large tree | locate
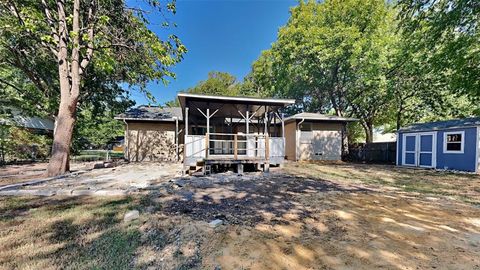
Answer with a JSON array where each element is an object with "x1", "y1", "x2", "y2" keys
[
  {"x1": 247, "y1": 0, "x2": 398, "y2": 142},
  {"x1": 397, "y1": 0, "x2": 479, "y2": 97},
  {"x1": 1, "y1": 0, "x2": 186, "y2": 175},
  {"x1": 187, "y1": 71, "x2": 241, "y2": 96}
]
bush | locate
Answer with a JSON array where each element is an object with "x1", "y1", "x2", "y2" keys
[{"x1": 0, "y1": 126, "x2": 52, "y2": 163}]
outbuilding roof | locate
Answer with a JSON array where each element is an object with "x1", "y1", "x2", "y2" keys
[
  {"x1": 115, "y1": 106, "x2": 182, "y2": 122},
  {"x1": 285, "y1": 112, "x2": 358, "y2": 123},
  {"x1": 399, "y1": 117, "x2": 480, "y2": 132}
]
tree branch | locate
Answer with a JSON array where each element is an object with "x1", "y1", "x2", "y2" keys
[{"x1": 80, "y1": 0, "x2": 96, "y2": 75}]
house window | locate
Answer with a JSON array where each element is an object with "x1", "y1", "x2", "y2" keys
[
  {"x1": 443, "y1": 131, "x2": 464, "y2": 153},
  {"x1": 300, "y1": 123, "x2": 312, "y2": 132}
]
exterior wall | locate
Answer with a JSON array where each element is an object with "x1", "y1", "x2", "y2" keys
[
  {"x1": 397, "y1": 127, "x2": 478, "y2": 172},
  {"x1": 298, "y1": 122, "x2": 343, "y2": 161},
  {"x1": 284, "y1": 121, "x2": 297, "y2": 160},
  {"x1": 126, "y1": 121, "x2": 179, "y2": 162},
  {"x1": 436, "y1": 127, "x2": 477, "y2": 172}
]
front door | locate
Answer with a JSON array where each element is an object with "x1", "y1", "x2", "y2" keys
[{"x1": 402, "y1": 132, "x2": 436, "y2": 168}]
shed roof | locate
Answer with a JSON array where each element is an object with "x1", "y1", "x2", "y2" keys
[
  {"x1": 285, "y1": 112, "x2": 358, "y2": 123},
  {"x1": 115, "y1": 106, "x2": 182, "y2": 122},
  {"x1": 399, "y1": 117, "x2": 480, "y2": 132}
]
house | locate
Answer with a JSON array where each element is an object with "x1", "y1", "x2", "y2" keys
[
  {"x1": 116, "y1": 93, "x2": 356, "y2": 174},
  {"x1": 115, "y1": 106, "x2": 182, "y2": 162},
  {"x1": 0, "y1": 107, "x2": 54, "y2": 134},
  {"x1": 396, "y1": 117, "x2": 480, "y2": 172},
  {"x1": 284, "y1": 112, "x2": 357, "y2": 161},
  {"x1": 373, "y1": 127, "x2": 396, "y2": 143}
]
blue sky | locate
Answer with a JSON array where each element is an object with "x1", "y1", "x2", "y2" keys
[{"x1": 129, "y1": 0, "x2": 298, "y2": 105}]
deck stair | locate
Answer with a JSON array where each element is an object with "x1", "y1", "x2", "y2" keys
[{"x1": 187, "y1": 159, "x2": 210, "y2": 176}]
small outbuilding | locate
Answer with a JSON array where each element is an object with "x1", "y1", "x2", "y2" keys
[
  {"x1": 284, "y1": 112, "x2": 357, "y2": 161},
  {"x1": 397, "y1": 117, "x2": 480, "y2": 172}
]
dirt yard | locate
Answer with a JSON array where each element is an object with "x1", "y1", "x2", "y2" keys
[
  {"x1": 0, "y1": 162, "x2": 97, "y2": 186},
  {"x1": 0, "y1": 162, "x2": 479, "y2": 269}
]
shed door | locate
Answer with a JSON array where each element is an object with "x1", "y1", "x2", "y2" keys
[
  {"x1": 402, "y1": 132, "x2": 436, "y2": 168},
  {"x1": 403, "y1": 134, "x2": 417, "y2": 166},
  {"x1": 418, "y1": 134, "x2": 434, "y2": 167}
]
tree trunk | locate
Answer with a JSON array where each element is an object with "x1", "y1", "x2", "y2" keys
[
  {"x1": 363, "y1": 122, "x2": 374, "y2": 143},
  {"x1": 47, "y1": 101, "x2": 76, "y2": 176},
  {"x1": 46, "y1": 0, "x2": 81, "y2": 176},
  {"x1": 396, "y1": 99, "x2": 404, "y2": 131}
]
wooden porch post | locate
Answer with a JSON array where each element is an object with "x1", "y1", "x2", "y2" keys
[
  {"x1": 234, "y1": 134, "x2": 238, "y2": 159},
  {"x1": 183, "y1": 107, "x2": 189, "y2": 176},
  {"x1": 185, "y1": 107, "x2": 189, "y2": 136},
  {"x1": 206, "y1": 108, "x2": 210, "y2": 158},
  {"x1": 246, "y1": 111, "x2": 249, "y2": 134},
  {"x1": 281, "y1": 113, "x2": 285, "y2": 157}
]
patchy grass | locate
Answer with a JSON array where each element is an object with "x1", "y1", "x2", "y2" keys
[
  {"x1": 285, "y1": 162, "x2": 480, "y2": 204},
  {"x1": 1, "y1": 163, "x2": 480, "y2": 269},
  {"x1": 0, "y1": 196, "x2": 141, "y2": 269}
]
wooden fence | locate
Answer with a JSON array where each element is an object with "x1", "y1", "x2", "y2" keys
[{"x1": 346, "y1": 142, "x2": 396, "y2": 164}]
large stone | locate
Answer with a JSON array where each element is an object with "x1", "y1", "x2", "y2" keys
[
  {"x1": 94, "y1": 189, "x2": 127, "y2": 196},
  {"x1": 209, "y1": 219, "x2": 223, "y2": 228},
  {"x1": 124, "y1": 210, "x2": 140, "y2": 222}
]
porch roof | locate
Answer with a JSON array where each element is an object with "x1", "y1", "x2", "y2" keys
[
  {"x1": 178, "y1": 92, "x2": 295, "y2": 118},
  {"x1": 285, "y1": 112, "x2": 358, "y2": 123}
]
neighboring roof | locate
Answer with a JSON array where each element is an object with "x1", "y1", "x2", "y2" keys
[
  {"x1": 115, "y1": 106, "x2": 183, "y2": 122},
  {"x1": 285, "y1": 112, "x2": 358, "y2": 123},
  {"x1": 0, "y1": 108, "x2": 54, "y2": 131},
  {"x1": 177, "y1": 92, "x2": 296, "y2": 108},
  {"x1": 399, "y1": 117, "x2": 480, "y2": 132}
]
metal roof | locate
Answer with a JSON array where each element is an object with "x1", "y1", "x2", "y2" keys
[
  {"x1": 285, "y1": 112, "x2": 358, "y2": 123},
  {"x1": 0, "y1": 108, "x2": 54, "y2": 131},
  {"x1": 177, "y1": 92, "x2": 295, "y2": 119},
  {"x1": 177, "y1": 92, "x2": 296, "y2": 108},
  {"x1": 399, "y1": 117, "x2": 480, "y2": 132},
  {"x1": 115, "y1": 106, "x2": 182, "y2": 122}
]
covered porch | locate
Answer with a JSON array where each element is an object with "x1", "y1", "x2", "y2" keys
[{"x1": 178, "y1": 93, "x2": 295, "y2": 174}]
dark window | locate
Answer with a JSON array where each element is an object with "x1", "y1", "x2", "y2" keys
[
  {"x1": 446, "y1": 143, "x2": 462, "y2": 151},
  {"x1": 445, "y1": 132, "x2": 463, "y2": 152}
]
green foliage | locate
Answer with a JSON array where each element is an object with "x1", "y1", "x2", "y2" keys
[
  {"x1": 0, "y1": 0, "x2": 186, "y2": 162},
  {"x1": 246, "y1": 0, "x2": 479, "y2": 142},
  {"x1": 165, "y1": 71, "x2": 243, "y2": 105},
  {"x1": 186, "y1": 71, "x2": 241, "y2": 96},
  {"x1": 397, "y1": 0, "x2": 479, "y2": 97},
  {"x1": 0, "y1": 127, "x2": 52, "y2": 162}
]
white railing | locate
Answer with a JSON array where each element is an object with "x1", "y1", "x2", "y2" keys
[{"x1": 184, "y1": 133, "x2": 285, "y2": 165}]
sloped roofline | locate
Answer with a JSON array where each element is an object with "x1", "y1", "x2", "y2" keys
[
  {"x1": 177, "y1": 92, "x2": 296, "y2": 108},
  {"x1": 284, "y1": 112, "x2": 358, "y2": 123}
]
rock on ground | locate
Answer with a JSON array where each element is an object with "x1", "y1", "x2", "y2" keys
[{"x1": 124, "y1": 210, "x2": 140, "y2": 222}]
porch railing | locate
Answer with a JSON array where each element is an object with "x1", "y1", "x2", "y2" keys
[{"x1": 184, "y1": 133, "x2": 285, "y2": 165}]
